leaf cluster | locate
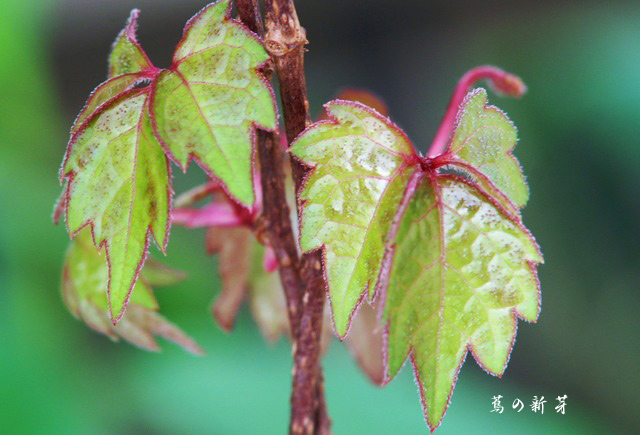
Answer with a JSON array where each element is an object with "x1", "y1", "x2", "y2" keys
[
  {"x1": 55, "y1": 1, "x2": 542, "y2": 431},
  {"x1": 57, "y1": 0, "x2": 275, "y2": 326},
  {"x1": 291, "y1": 87, "x2": 542, "y2": 429}
]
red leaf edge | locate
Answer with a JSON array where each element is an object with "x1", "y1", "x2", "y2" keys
[
  {"x1": 60, "y1": 89, "x2": 173, "y2": 324},
  {"x1": 109, "y1": 9, "x2": 158, "y2": 77},
  {"x1": 289, "y1": 99, "x2": 420, "y2": 339},
  {"x1": 375, "y1": 172, "x2": 542, "y2": 431},
  {"x1": 148, "y1": 0, "x2": 279, "y2": 211}
]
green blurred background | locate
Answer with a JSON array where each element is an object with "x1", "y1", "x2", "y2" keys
[{"x1": 1, "y1": 0, "x2": 639, "y2": 433}]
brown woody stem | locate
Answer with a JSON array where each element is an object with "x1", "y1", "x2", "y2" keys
[
  {"x1": 237, "y1": 1, "x2": 330, "y2": 433},
  {"x1": 256, "y1": 130, "x2": 303, "y2": 331},
  {"x1": 236, "y1": 0, "x2": 302, "y2": 334}
]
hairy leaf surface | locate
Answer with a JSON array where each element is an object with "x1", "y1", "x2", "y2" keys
[
  {"x1": 444, "y1": 89, "x2": 527, "y2": 216},
  {"x1": 61, "y1": 91, "x2": 170, "y2": 322},
  {"x1": 108, "y1": 9, "x2": 154, "y2": 77},
  {"x1": 59, "y1": 9, "x2": 170, "y2": 325},
  {"x1": 71, "y1": 74, "x2": 144, "y2": 135},
  {"x1": 72, "y1": 10, "x2": 156, "y2": 135},
  {"x1": 381, "y1": 175, "x2": 541, "y2": 428},
  {"x1": 59, "y1": 1, "x2": 279, "y2": 325},
  {"x1": 290, "y1": 101, "x2": 418, "y2": 337},
  {"x1": 293, "y1": 87, "x2": 542, "y2": 430},
  {"x1": 62, "y1": 229, "x2": 202, "y2": 354},
  {"x1": 151, "y1": 0, "x2": 276, "y2": 207}
]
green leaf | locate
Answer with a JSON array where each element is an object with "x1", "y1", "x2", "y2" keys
[
  {"x1": 290, "y1": 101, "x2": 418, "y2": 337},
  {"x1": 293, "y1": 87, "x2": 542, "y2": 430},
  {"x1": 60, "y1": 9, "x2": 171, "y2": 324},
  {"x1": 61, "y1": 90, "x2": 170, "y2": 322},
  {"x1": 381, "y1": 175, "x2": 541, "y2": 429},
  {"x1": 445, "y1": 88, "x2": 528, "y2": 215},
  {"x1": 71, "y1": 74, "x2": 145, "y2": 135},
  {"x1": 151, "y1": 0, "x2": 277, "y2": 207},
  {"x1": 62, "y1": 229, "x2": 202, "y2": 354},
  {"x1": 72, "y1": 10, "x2": 156, "y2": 136},
  {"x1": 108, "y1": 9, "x2": 154, "y2": 77}
]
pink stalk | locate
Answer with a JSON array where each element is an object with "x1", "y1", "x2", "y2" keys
[
  {"x1": 427, "y1": 66, "x2": 526, "y2": 158},
  {"x1": 262, "y1": 245, "x2": 278, "y2": 273},
  {"x1": 171, "y1": 202, "x2": 243, "y2": 228},
  {"x1": 173, "y1": 181, "x2": 221, "y2": 208}
]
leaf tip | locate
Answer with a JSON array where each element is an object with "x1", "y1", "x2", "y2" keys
[
  {"x1": 492, "y1": 72, "x2": 527, "y2": 98},
  {"x1": 52, "y1": 186, "x2": 67, "y2": 226},
  {"x1": 187, "y1": 344, "x2": 206, "y2": 357},
  {"x1": 125, "y1": 9, "x2": 141, "y2": 39},
  {"x1": 212, "y1": 302, "x2": 236, "y2": 333},
  {"x1": 331, "y1": 287, "x2": 370, "y2": 341},
  {"x1": 328, "y1": 298, "x2": 351, "y2": 341},
  {"x1": 107, "y1": 279, "x2": 134, "y2": 327}
]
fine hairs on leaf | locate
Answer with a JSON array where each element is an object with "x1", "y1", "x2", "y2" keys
[
  {"x1": 55, "y1": 0, "x2": 542, "y2": 432},
  {"x1": 292, "y1": 72, "x2": 542, "y2": 430},
  {"x1": 57, "y1": 0, "x2": 277, "y2": 324}
]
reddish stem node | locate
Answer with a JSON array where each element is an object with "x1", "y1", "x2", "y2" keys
[{"x1": 427, "y1": 66, "x2": 526, "y2": 158}]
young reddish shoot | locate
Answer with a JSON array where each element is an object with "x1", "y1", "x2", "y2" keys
[
  {"x1": 172, "y1": 170, "x2": 275, "y2": 275},
  {"x1": 427, "y1": 66, "x2": 526, "y2": 158},
  {"x1": 171, "y1": 202, "x2": 245, "y2": 228}
]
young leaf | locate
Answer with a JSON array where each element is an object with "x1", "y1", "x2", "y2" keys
[
  {"x1": 151, "y1": 0, "x2": 277, "y2": 207},
  {"x1": 173, "y1": 180, "x2": 283, "y2": 336},
  {"x1": 248, "y1": 262, "x2": 290, "y2": 343},
  {"x1": 108, "y1": 9, "x2": 154, "y2": 77},
  {"x1": 292, "y1": 76, "x2": 542, "y2": 430},
  {"x1": 59, "y1": 9, "x2": 171, "y2": 324},
  {"x1": 71, "y1": 74, "x2": 147, "y2": 136},
  {"x1": 60, "y1": 1, "x2": 280, "y2": 325},
  {"x1": 443, "y1": 89, "x2": 527, "y2": 216},
  {"x1": 142, "y1": 257, "x2": 188, "y2": 287},
  {"x1": 61, "y1": 90, "x2": 170, "y2": 322},
  {"x1": 205, "y1": 223, "x2": 294, "y2": 342},
  {"x1": 344, "y1": 301, "x2": 385, "y2": 385},
  {"x1": 381, "y1": 174, "x2": 541, "y2": 429},
  {"x1": 205, "y1": 226, "x2": 254, "y2": 332},
  {"x1": 62, "y1": 229, "x2": 202, "y2": 354},
  {"x1": 290, "y1": 101, "x2": 418, "y2": 337},
  {"x1": 173, "y1": 171, "x2": 335, "y2": 349},
  {"x1": 72, "y1": 10, "x2": 157, "y2": 135}
]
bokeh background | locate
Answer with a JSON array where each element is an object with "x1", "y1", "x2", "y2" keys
[{"x1": 2, "y1": 0, "x2": 639, "y2": 433}]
